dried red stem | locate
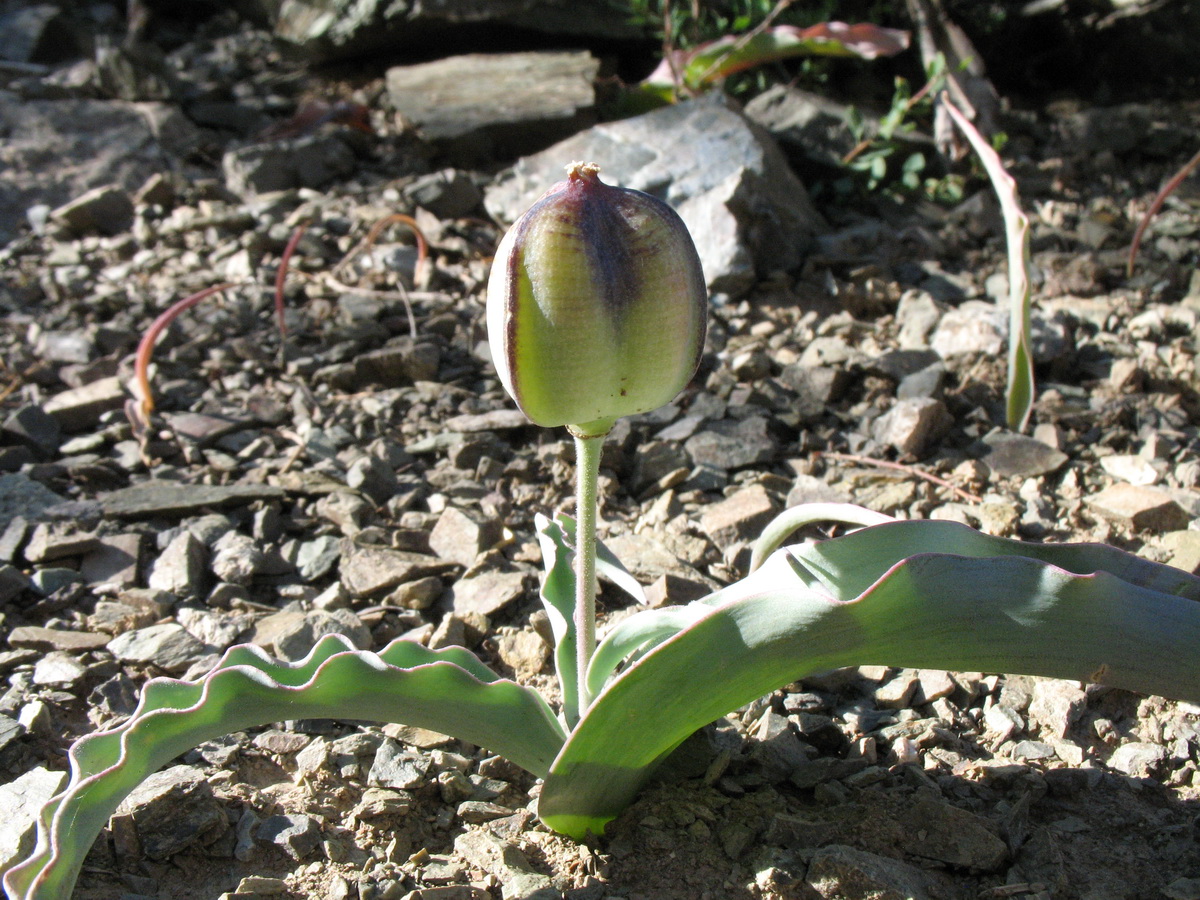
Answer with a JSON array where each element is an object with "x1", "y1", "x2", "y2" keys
[
  {"x1": 1128, "y1": 146, "x2": 1200, "y2": 278},
  {"x1": 335, "y1": 213, "x2": 429, "y2": 284},
  {"x1": 131, "y1": 283, "x2": 235, "y2": 426},
  {"x1": 275, "y1": 223, "x2": 308, "y2": 338}
]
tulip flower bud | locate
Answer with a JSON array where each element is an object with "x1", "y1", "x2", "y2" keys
[{"x1": 487, "y1": 161, "x2": 708, "y2": 437}]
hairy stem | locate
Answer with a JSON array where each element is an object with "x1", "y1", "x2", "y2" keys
[{"x1": 571, "y1": 430, "x2": 606, "y2": 715}]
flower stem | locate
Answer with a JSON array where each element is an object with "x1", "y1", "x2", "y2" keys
[{"x1": 571, "y1": 429, "x2": 606, "y2": 716}]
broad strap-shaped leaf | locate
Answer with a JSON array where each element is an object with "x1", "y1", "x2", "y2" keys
[
  {"x1": 942, "y1": 95, "x2": 1034, "y2": 432},
  {"x1": 536, "y1": 513, "x2": 646, "y2": 728},
  {"x1": 4, "y1": 635, "x2": 565, "y2": 900},
  {"x1": 539, "y1": 521, "x2": 1200, "y2": 839},
  {"x1": 749, "y1": 502, "x2": 897, "y2": 573}
]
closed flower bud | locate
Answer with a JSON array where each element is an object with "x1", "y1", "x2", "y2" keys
[{"x1": 487, "y1": 161, "x2": 708, "y2": 437}]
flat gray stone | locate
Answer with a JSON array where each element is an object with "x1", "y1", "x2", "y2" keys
[
  {"x1": 386, "y1": 51, "x2": 600, "y2": 163},
  {"x1": 486, "y1": 92, "x2": 825, "y2": 298},
  {"x1": 0, "y1": 767, "x2": 67, "y2": 872},
  {"x1": 8, "y1": 624, "x2": 110, "y2": 652},
  {"x1": 1088, "y1": 483, "x2": 1190, "y2": 532},
  {"x1": 107, "y1": 623, "x2": 208, "y2": 673},
  {"x1": 978, "y1": 432, "x2": 1068, "y2": 479},
  {"x1": 1109, "y1": 741, "x2": 1167, "y2": 777},
  {"x1": 100, "y1": 481, "x2": 286, "y2": 519},
  {"x1": 0, "y1": 473, "x2": 66, "y2": 530}
]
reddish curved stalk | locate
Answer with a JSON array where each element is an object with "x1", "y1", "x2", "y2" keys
[
  {"x1": 129, "y1": 283, "x2": 235, "y2": 431},
  {"x1": 1128, "y1": 146, "x2": 1200, "y2": 278},
  {"x1": 275, "y1": 223, "x2": 308, "y2": 338},
  {"x1": 335, "y1": 213, "x2": 429, "y2": 284}
]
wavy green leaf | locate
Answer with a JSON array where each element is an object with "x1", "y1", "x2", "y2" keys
[
  {"x1": 4, "y1": 635, "x2": 565, "y2": 900},
  {"x1": 539, "y1": 521, "x2": 1200, "y2": 839}
]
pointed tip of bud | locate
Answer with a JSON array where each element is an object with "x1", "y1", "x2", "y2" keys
[{"x1": 566, "y1": 161, "x2": 602, "y2": 181}]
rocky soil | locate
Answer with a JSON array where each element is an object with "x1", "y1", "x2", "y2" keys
[{"x1": 3, "y1": 3, "x2": 1200, "y2": 900}]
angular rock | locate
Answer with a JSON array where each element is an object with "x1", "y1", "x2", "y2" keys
[
  {"x1": 108, "y1": 623, "x2": 208, "y2": 673},
  {"x1": 1108, "y1": 742, "x2": 1167, "y2": 778},
  {"x1": 0, "y1": 563, "x2": 32, "y2": 603},
  {"x1": 1088, "y1": 483, "x2": 1189, "y2": 532},
  {"x1": 745, "y1": 86, "x2": 871, "y2": 170},
  {"x1": 23, "y1": 523, "x2": 98, "y2": 563},
  {"x1": 453, "y1": 827, "x2": 554, "y2": 900},
  {"x1": 210, "y1": 531, "x2": 268, "y2": 585},
  {"x1": 369, "y1": 738, "x2": 431, "y2": 790},
  {"x1": 807, "y1": 844, "x2": 931, "y2": 900},
  {"x1": 494, "y1": 629, "x2": 549, "y2": 679},
  {"x1": 404, "y1": 168, "x2": 483, "y2": 218},
  {"x1": 80, "y1": 533, "x2": 143, "y2": 588},
  {"x1": 0, "y1": 474, "x2": 65, "y2": 530},
  {"x1": 684, "y1": 416, "x2": 778, "y2": 470},
  {"x1": 1161, "y1": 530, "x2": 1200, "y2": 574},
  {"x1": 339, "y1": 542, "x2": 453, "y2": 597},
  {"x1": 486, "y1": 92, "x2": 825, "y2": 297},
  {"x1": 872, "y1": 398, "x2": 952, "y2": 459},
  {"x1": 296, "y1": 534, "x2": 342, "y2": 581},
  {"x1": 2, "y1": 404, "x2": 61, "y2": 457},
  {"x1": 250, "y1": 608, "x2": 371, "y2": 659},
  {"x1": 148, "y1": 531, "x2": 207, "y2": 597},
  {"x1": 222, "y1": 133, "x2": 358, "y2": 197},
  {"x1": 50, "y1": 184, "x2": 134, "y2": 236},
  {"x1": 1100, "y1": 453, "x2": 1162, "y2": 486},
  {"x1": 354, "y1": 339, "x2": 441, "y2": 387},
  {"x1": 977, "y1": 433, "x2": 1068, "y2": 479},
  {"x1": 896, "y1": 796, "x2": 1008, "y2": 871},
  {"x1": 8, "y1": 624, "x2": 110, "y2": 653},
  {"x1": 32, "y1": 651, "x2": 87, "y2": 688},
  {"x1": 0, "y1": 767, "x2": 67, "y2": 873},
  {"x1": 449, "y1": 567, "x2": 529, "y2": 617},
  {"x1": 114, "y1": 765, "x2": 226, "y2": 860},
  {"x1": 257, "y1": 813, "x2": 322, "y2": 860},
  {"x1": 1028, "y1": 678, "x2": 1087, "y2": 739},
  {"x1": 386, "y1": 51, "x2": 600, "y2": 164},
  {"x1": 429, "y1": 506, "x2": 503, "y2": 568},
  {"x1": 930, "y1": 301, "x2": 1005, "y2": 358},
  {"x1": 698, "y1": 483, "x2": 779, "y2": 547}
]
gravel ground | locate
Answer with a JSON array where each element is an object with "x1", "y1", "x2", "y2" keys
[{"x1": 3, "y1": 10, "x2": 1200, "y2": 900}]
